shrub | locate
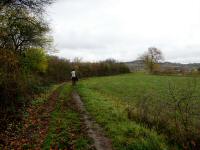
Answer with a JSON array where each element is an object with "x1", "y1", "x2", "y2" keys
[
  {"x1": 20, "y1": 48, "x2": 48, "y2": 73},
  {"x1": 45, "y1": 56, "x2": 71, "y2": 83}
]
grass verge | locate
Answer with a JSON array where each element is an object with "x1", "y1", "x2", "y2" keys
[{"x1": 76, "y1": 84, "x2": 169, "y2": 150}]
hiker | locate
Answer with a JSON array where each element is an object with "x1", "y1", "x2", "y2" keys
[{"x1": 71, "y1": 69, "x2": 78, "y2": 85}]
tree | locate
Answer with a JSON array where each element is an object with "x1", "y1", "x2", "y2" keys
[
  {"x1": 139, "y1": 47, "x2": 164, "y2": 73},
  {"x1": 0, "y1": 7, "x2": 50, "y2": 54},
  {"x1": 0, "y1": 0, "x2": 54, "y2": 13},
  {"x1": 0, "y1": 0, "x2": 53, "y2": 127},
  {"x1": 0, "y1": 0, "x2": 56, "y2": 142}
]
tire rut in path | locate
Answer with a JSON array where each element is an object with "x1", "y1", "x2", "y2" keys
[
  {"x1": 72, "y1": 91, "x2": 113, "y2": 150},
  {"x1": 7, "y1": 85, "x2": 62, "y2": 149}
]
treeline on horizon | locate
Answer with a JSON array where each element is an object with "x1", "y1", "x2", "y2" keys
[
  {"x1": 46, "y1": 56, "x2": 130, "y2": 82},
  {"x1": 0, "y1": 1, "x2": 130, "y2": 132}
]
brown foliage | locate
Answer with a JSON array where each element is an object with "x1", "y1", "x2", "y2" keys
[{"x1": 0, "y1": 49, "x2": 25, "y2": 131}]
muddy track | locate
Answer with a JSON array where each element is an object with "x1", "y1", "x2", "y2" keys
[{"x1": 72, "y1": 90, "x2": 113, "y2": 150}]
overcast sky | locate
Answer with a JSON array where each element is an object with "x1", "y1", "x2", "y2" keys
[{"x1": 46, "y1": 0, "x2": 200, "y2": 63}]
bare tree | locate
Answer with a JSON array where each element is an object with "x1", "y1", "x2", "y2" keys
[{"x1": 139, "y1": 47, "x2": 164, "y2": 73}]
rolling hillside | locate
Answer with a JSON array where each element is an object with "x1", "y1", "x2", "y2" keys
[{"x1": 126, "y1": 60, "x2": 200, "y2": 72}]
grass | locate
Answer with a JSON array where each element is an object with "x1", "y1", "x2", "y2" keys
[
  {"x1": 42, "y1": 84, "x2": 93, "y2": 150},
  {"x1": 78, "y1": 73, "x2": 200, "y2": 103},
  {"x1": 76, "y1": 73, "x2": 200, "y2": 150}
]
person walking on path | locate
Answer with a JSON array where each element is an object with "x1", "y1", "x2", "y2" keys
[{"x1": 71, "y1": 69, "x2": 78, "y2": 85}]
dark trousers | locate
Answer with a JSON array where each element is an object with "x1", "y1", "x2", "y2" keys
[{"x1": 72, "y1": 77, "x2": 77, "y2": 85}]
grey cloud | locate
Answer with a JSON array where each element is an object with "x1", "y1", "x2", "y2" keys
[{"x1": 47, "y1": 0, "x2": 200, "y2": 63}]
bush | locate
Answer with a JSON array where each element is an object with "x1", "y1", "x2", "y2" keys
[
  {"x1": 73, "y1": 59, "x2": 130, "y2": 78},
  {"x1": 0, "y1": 50, "x2": 24, "y2": 130},
  {"x1": 44, "y1": 57, "x2": 130, "y2": 83},
  {"x1": 45, "y1": 56, "x2": 71, "y2": 83},
  {"x1": 20, "y1": 48, "x2": 48, "y2": 73},
  {"x1": 0, "y1": 48, "x2": 49, "y2": 131}
]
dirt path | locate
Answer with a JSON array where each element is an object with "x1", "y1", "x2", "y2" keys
[
  {"x1": 72, "y1": 90, "x2": 113, "y2": 150},
  {"x1": 7, "y1": 85, "x2": 63, "y2": 149}
]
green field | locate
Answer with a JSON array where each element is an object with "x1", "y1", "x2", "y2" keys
[{"x1": 76, "y1": 73, "x2": 200, "y2": 150}]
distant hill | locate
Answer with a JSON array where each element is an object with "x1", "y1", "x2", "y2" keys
[
  {"x1": 125, "y1": 60, "x2": 145, "y2": 72},
  {"x1": 125, "y1": 60, "x2": 200, "y2": 72}
]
